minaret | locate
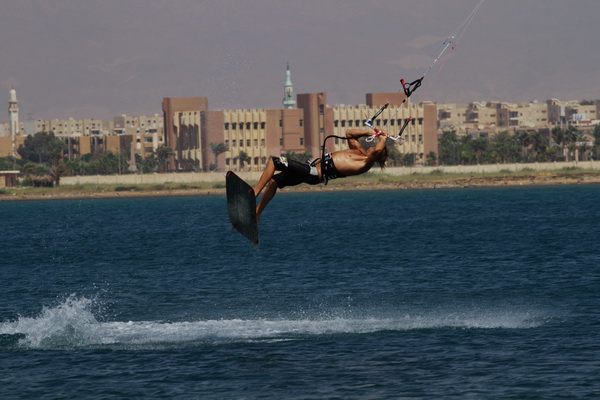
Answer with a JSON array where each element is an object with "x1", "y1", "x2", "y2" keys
[
  {"x1": 282, "y1": 63, "x2": 296, "y2": 109},
  {"x1": 8, "y1": 88, "x2": 19, "y2": 157}
]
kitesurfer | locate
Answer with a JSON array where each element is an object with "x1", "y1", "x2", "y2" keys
[{"x1": 252, "y1": 128, "x2": 389, "y2": 221}]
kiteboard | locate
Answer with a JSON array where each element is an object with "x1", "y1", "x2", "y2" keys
[{"x1": 226, "y1": 171, "x2": 259, "y2": 245}]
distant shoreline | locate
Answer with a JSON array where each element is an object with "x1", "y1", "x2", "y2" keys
[{"x1": 3, "y1": 171, "x2": 600, "y2": 201}]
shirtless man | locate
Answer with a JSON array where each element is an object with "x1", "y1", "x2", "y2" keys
[{"x1": 252, "y1": 128, "x2": 389, "y2": 221}]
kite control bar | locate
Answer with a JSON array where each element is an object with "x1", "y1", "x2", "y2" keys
[{"x1": 364, "y1": 102, "x2": 410, "y2": 142}]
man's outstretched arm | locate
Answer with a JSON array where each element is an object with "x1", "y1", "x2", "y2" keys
[{"x1": 345, "y1": 129, "x2": 374, "y2": 154}]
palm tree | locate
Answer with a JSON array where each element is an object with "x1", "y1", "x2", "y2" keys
[
  {"x1": 238, "y1": 151, "x2": 251, "y2": 170},
  {"x1": 564, "y1": 125, "x2": 579, "y2": 161},
  {"x1": 49, "y1": 151, "x2": 67, "y2": 186},
  {"x1": 210, "y1": 142, "x2": 228, "y2": 170},
  {"x1": 472, "y1": 137, "x2": 488, "y2": 164},
  {"x1": 592, "y1": 124, "x2": 600, "y2": 160},
  {"x1": 23, "y1": 162, "x2": 36, "y2": 184},
  {"x1": 515, "y1": 131, "x2": 531, "y2": 161},
  {"x1": 528, "y1": 131, "x2": 547, "y2": 161},
  {"x1": 551, "y1": 127, "x2": 565, "y2": 160},
  {"x1": 439, "y1": 130, "x2": 460, "y2": 165},
  {"x1": 155, "y1": 145, "x2": 175, "y2": 173}
]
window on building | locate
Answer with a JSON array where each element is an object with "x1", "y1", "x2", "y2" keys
[
  {"x1": 232, "y1": 140, "x2": 237, "y2": 146},
  {"x1": 225, "y1": 122, "x2": 229, "y2": 130},
  {"x1": 254, "y1": 139, "x2": 258, "y2": 147},
  {"x1": 418, "y1": 118, "x2": 423, "y2": 125},
  {"x1": 300, "y1": 119, "x2": 303, "y2": 127},
  {"x1": 348, "y1": 120, "x2": 353, "y2": 127},
  {"x1": 279, "y1": 119, "x2": 282, "y2": 127},
  {"x1": 280, "y1": 138, "x2": 283, "y2": 146},
  {"x1": 334, "y1": 120, "x2": 339, "y2": 128},
  {"x1": 246, "y1": 122, "x2": 251, "y2": 130},
  {"x1": 254, "y1": 157, "x2": 259, "y2": 165},
  {"x1": 300, "y1": 137, "x2": 304, "y2": 146},
  {"x1": 246, "y1": 139, "x2": 251, "y2": 146},
  {"x1": 341, "y1": 120, "x2": 345, "y2": 127},
  {"x1": 261, "y1": 122, "x2": 266, "y2": 129},
  {"x1": 319, "y1": 104, "x2": 324, "y2": 115},
  {"x1": 232, "y1": 123, "x2": 237, "y2": 130},
  {"x1": 261, "y1": 138, "x2": 265, "y2": 146},
  {"x1": 253, "y1": 122, "x2": 258, "y2": 129}
]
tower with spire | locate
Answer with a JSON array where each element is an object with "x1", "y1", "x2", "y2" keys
[
  {"x1": 282, "y1": 63, "x2": 296, "y2": 109},
  {"x1": 8, "y1": 88, "x2": 19, "y2": 157}
]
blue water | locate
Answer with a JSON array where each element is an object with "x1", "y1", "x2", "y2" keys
[{"x1": 1, "y1": 185, "x2": 599, "y2": 399}]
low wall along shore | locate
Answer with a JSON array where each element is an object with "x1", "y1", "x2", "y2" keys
[{"x1": 59, "y1": 161, "x2": 600, "y2": 186}]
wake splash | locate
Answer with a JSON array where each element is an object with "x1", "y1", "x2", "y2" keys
[{"x1": 0, "y1": 295, "x2": 550, "y2": 350}]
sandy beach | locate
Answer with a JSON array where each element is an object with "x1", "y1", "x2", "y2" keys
[{"x1": 3, "y1": 172, "x2": 600, "y2": 201}]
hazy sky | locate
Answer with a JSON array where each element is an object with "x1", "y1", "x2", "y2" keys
[{"x1": 1, "y1": 0, "x2": 599, "y2": 121}]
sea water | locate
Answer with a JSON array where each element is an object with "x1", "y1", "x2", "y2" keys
[{"x1": 1, "y1": 185, "x2": 599, "y2": 399}]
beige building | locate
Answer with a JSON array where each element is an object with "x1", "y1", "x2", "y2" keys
[
  {"x1": 34, "y1": 118, "x2": 113, "y2": 137},
  {"x1": 114, "y1": 114, "x2": 165, "y2": 158},
  {"x1": 162, "y1": 97, "x2": 210, "y2": 171},
  {"x1": 438, "y1": 99, "x2": 599, "y2": 137}
]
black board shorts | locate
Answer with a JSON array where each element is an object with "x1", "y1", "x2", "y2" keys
[{"x1": 271, "y1": 156, "x2": 320, "y2": 188}]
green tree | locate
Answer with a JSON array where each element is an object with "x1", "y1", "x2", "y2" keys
[
  {"x1": 401, "y1": 153, "x2": 416, "y2": 167},
  {"x1": 438, "y1": 130, "x2": 460, "y2": 165},
  {"x1": 524, "y1": 130, "x2": 548, "y2": 161},
  {"x1": 23, "y1": 162, "x2": 36, "y2": 183},
  {"x1": 515, "y1": 131, "x2": 532, "y2": 161},
  {"x1": 563, "y1": 125, "x2": 579, "y2": 161},
  {"x1": 384, "y1": 143, "x2": 403, "y2": 167},
  {"x1": 49, "y1": 151, "x2": 67, "y2": 186},
  {"x1": 155, "y1": 145, "x2": 175, "y2": 173},
  {"x1": 591, "y1": 124, "x2": 600, "y2": 160},
  {"x1": 489, "y1": 131, "x2": 519, "y2": 163},
  {"x1": 0, "y1": 156, "x2": 21, "y2": 170},
  {"x1": 237, "y1": 151, "x2": 251, "y2": 170},
  {"x1": 551, "y1": 127, "x2": 565, "y2": 160},
  {"x1": 425, "y1": 151, "x2": 437, "y2": 166},
  {"x1": 65, "y1": 158, "x2": 92, "y2": 176},
  {"x1": 137, "y1": 153, "x2": 158, "y2": 173},
  {"x1": 210, "y1": 142, "x2": 228, "y2": 170},
  {"x1": 91, "y1": 152, "x2": 120, "y2": 175},
  {"x1": 18, "y1": 132, "x2": 66, "y2": 164},
  {"x1": 472, "y1": 137, "x2": 488, "y2": 164}
]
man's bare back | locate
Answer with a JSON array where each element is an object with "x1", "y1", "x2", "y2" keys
[{"x1": 331, "y1": 149, "x2": 377, "y2": 177}]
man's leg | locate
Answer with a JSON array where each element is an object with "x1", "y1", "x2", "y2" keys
[
  {"x1": 253, "y1": 157, "x2": 276, "y2": 197},
  {"x1": 256, "y1": 178, "x2": 278, "y2": 222}
]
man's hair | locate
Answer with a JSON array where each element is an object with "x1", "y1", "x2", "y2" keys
[{"x1": 377, "y1": 145, "x2": 388, "y2": 169}]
